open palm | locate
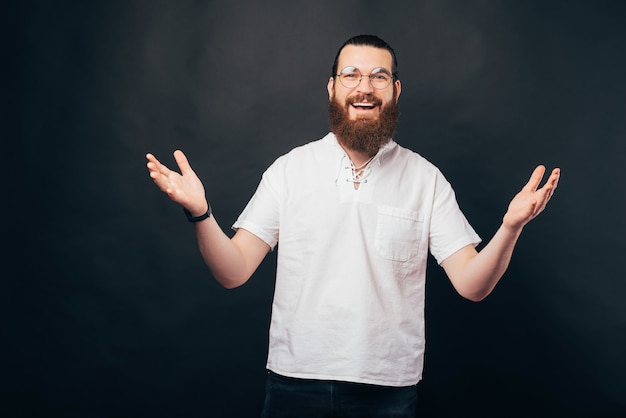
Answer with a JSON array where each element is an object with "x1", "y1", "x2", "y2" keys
[
  {"x1": 146, "y1": 150, "x2": 208, "y2": 215},
  {"x1": 503, "y1": 165, "x2": 560, "y2": 230}
]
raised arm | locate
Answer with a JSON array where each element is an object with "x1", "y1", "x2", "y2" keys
[
  {"x1": 441, "y1": 165, "x2": 561, "y2": 301},
  {"x1": 146, "y1": 150, "x2": 270, "y2": 288}
]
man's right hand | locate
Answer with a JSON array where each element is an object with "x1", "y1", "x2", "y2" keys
[{"x1": 146, "y1": 150, "x2": 208, "y2": 216}]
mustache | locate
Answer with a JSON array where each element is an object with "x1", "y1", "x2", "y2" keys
[{"x1": 346, "y1": 94, "x2": 383, "y2": 106}]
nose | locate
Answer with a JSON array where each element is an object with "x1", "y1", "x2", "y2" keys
[{"x1": 356, "y1": 75, "x2": 374, "y2": 93}]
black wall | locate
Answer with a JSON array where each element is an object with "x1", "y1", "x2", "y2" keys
[{"x1": 7, "y1": 1, "x2": 626, "y2": 416}]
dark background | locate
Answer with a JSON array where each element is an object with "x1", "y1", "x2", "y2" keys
[{"x1": 6, "y1": 1, "x2": 626, "y2": 417}]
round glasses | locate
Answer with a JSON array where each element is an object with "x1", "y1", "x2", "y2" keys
[{"x1": 336, "y1": 66, "x2": 395, "y2": 89}]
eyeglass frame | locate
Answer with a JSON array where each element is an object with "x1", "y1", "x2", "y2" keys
[{"x1": 334, "y1": 66, "x2": 398, "y2": 90}]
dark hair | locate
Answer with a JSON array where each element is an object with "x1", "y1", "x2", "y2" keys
[{"x1": 331, "y1": 34, "x2": 398, "y2": 79}]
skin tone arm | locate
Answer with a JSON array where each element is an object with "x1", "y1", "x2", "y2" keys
[
  {"x1": 146, "y1": 150, "x2": 270, "y2": 289},
  {"x1": 441, "y1": 165, "x2": 561, "y2": 302},
  {"x1": 148, "y1": 150, "x2": 559, "y2": 296}
]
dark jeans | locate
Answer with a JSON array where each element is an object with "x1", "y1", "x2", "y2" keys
[{"x1": 261, "y1": 371, "x2": 418, "y2": 418}]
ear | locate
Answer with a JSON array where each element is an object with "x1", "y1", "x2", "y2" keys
[
  {"x1": 327, "y1": 77, "x2": 335, "y2": 101},
  {"x1": 394, "y1": 79, "x2": 402, "y2": 102}
]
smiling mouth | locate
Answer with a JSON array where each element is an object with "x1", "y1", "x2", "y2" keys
[
  {"x1": 352, "y1": 102, "x2": 376, "y2": 110},
  {"x1": 348, "y1": 94, "x2": 382, "y2": 110}
]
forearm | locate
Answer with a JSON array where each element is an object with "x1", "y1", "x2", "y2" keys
[
  {"x1": 193, "y1": 215, "x2": 262, "y2": 289},
  {"x1": 446, "y1": 224, "x2": 522, "y2": 301},
  {"x1": 146, "y1": 151, "x2": 269, "y2": 287},
  {"x1": 443, "y1": 165, "x2": 559, "y2": 301}
]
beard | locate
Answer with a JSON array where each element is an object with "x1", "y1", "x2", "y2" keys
[{"x1": 328, "y1": 92, "x2": 400, "y2": 157}]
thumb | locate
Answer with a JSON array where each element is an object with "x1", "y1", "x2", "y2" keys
[{"x1": 173, "y1": 150, "x2": 193, "y2": 175}]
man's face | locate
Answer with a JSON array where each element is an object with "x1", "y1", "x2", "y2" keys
[
  {"x1": 327, "y1": 45, "x2": 402, "y2": 156},
  {"x1": 327, "y1": 45, "x2": 401, "y2": 121}
]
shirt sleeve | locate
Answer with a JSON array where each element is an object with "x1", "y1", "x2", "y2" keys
[
  {"x1": 428, "y1": 171, "x2": 481, "y2": 264},
  {"x1": 232, "y1": 159, "x2": 282, "y2": 251}
]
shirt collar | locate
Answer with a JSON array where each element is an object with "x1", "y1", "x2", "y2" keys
[{"x1": 324, "y1": 132, "x2": 396, "y2": 167}]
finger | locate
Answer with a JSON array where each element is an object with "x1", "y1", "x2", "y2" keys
[
  {"x1": 147, "y1": 165, "x2": 172, "y2": 192},
  {"x1": 146, "y1": 153, "x2": 158, "y2": 171},
  {"x1": 146, "y1": 153, "x2": 172, "y2": 176},
  {"x1": 548, "y1": 168, "x2": 561, "y2": 189},
  {"x1": 536, "y1": 168, "x2": 560, "y2": 203},
  {"x1": 173, "y1": 150, "x2": 194, "y2": 175},
  {"x1": 146, "y1": 153, "x2": 166, "y2": 170},
  {"x1": 534, "y1": 176, "x2": 560, "y2": 215},
  {"x1": 521, "y1": 165, "x2": 546, "y2": 193},
  {"x1": 146, "y1": 157, "x2": 176, "y2": 194}
]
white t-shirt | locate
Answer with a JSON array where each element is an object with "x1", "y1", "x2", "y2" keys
[{"x1": 233, "y1": 133, "x2": 481, "y2": 387}]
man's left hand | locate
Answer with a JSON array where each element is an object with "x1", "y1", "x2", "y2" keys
[{"x1": 503, "y1": 165, "x2": 561, "y2": 230}]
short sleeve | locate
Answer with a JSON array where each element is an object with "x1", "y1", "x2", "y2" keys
[
  {"x1": 428, "y1": 172, "x2": 481, "y2": 264},
  {"x1": 232, "y1": 160, "x2": 283, "y2": 250}
]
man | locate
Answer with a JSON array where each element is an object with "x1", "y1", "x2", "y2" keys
[{"x1": 146, "y1": 35, "x2": 560, "y2": 417}]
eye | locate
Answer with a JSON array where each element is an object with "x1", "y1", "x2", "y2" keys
[
  {"x1": 371, "y1": 68, "x2": 391, "y2": 79},
  {"x1": 343, "y1": 73, "x2": 359, "y2": 79}
]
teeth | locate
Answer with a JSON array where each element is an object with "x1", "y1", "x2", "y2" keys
[{"x1": 353, "y1": 103, "x2": 374, "y2": 107}]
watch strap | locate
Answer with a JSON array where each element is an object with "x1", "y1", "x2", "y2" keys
[{"x1": 183, "y1": 204, "x2": 211, "y2": 223}]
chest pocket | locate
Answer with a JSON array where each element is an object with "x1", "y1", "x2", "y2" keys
[{"x1": 375, "y1": 205, "x2": 423, "y2": 261}]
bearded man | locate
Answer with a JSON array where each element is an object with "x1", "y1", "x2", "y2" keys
[{"x1": 146, "y1": 35, "x2": 560, "y2": 417}]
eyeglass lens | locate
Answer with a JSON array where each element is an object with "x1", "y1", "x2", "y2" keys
[{"x1": 338, "y1": 67, "x2": 392, "y2": 89}]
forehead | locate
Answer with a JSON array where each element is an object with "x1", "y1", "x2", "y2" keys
[{"x1": 337, "y1": 45, "x2": 394, "y2": 72}]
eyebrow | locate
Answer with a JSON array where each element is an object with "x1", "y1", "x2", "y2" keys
[{"x1": 340, "y1": 66, "x2": 392, "y2": 75}]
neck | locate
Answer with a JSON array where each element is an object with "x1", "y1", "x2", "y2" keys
[{"x1": 338, "y1": 143, "x2": 376, "y2": 168}]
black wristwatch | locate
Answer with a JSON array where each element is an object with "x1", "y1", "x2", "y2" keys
[{"x1": 183, "y1": 204, "x2": 211, "y2": 223}]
